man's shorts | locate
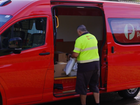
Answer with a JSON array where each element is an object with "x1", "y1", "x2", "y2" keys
[{"x1": 75, "y1": 61, "x2": 100, "y2": 95}]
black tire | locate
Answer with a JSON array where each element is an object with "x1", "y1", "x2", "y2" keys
[{"x1": 118, "y1": 88, "x2": 139, "y2": 98}]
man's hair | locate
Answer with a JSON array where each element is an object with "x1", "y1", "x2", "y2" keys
[{"x1": 77, "y1": 25, "x2": 88, "y2": 32}]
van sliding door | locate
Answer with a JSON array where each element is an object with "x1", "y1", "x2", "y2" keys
[{"x1": 104, "y1": 3, "x2": 140, "y2": 92}]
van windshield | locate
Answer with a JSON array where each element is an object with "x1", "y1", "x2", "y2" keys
[{"x1": 0, "y1": 15, "x2": 12, "y2": 27}]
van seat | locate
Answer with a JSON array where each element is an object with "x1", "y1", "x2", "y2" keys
[{"x1": 30, "y1": 33, "x2": 45, "y2": 47}]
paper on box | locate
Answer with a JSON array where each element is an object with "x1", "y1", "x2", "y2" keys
[{"x1": 68, "y1": 70, "x2": 77, "y2": 76}]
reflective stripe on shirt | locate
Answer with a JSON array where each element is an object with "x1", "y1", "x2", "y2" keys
[
  {"x1": 81, "y1": 46, "x2": 98, "y2": 52},
  {"x1": 74, "y1": 47, "x2": 81, "y2": 52},
  {"x1": 74, "y1": 46, "x2": 98, "y2": 52}
]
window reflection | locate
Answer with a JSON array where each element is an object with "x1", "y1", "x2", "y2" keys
[{"x1": 109, "y1": 18, "x2": 140, "y2": 44}]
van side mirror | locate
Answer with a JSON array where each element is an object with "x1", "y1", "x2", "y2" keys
[{"x1": 8, "y1": 37, "x2": 22, "y2": 54}]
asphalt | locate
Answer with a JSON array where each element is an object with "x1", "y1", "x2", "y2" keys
[{"x1": 41, "y1": 92, "x2": 140, "y2": 105}]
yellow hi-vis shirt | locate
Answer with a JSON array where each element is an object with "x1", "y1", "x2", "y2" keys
[{"x1": 73, "y1": 33, "x2": 99, "y2": 63}]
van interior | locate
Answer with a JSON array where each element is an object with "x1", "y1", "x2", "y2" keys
[{"x1": 53, "y1": 6, "x2": 105, "y2": 97}]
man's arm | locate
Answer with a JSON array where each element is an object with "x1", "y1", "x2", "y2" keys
[{"x1": 71, "y1": 38, "x2": 81, "y2": 58}]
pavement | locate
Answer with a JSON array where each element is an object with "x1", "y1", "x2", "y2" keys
[{"x1": 41, "y1": 92, "x2": 140, "y2": 105}]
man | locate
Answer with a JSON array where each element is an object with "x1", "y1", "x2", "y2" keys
[{"x1": 71, "y1": 25, "x2": 100, "y2": 105}]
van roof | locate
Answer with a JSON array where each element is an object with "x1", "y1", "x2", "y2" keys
[
  {"x1": 0, "y1": 0, "x2": 102, "y2": 16},
  {"x1": 0, "y1": 0, "x2": 140, "y2": 16},
  {"x1": 0, "y1": 0, "x2": 37, "y2": 16}
]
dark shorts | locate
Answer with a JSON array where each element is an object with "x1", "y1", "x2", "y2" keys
[{"x1": 76, "y1": 61, "x2": 100, "y2": 95}]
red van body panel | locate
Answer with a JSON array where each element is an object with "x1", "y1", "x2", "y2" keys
[{"x1": 0, "y1": 0, "x2": 140, "y2": 104}]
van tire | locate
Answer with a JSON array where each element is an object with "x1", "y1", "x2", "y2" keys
[{"x1": 118, "y1": 88, "x2": 139, "y2": 98}]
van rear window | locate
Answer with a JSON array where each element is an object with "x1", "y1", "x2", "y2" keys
[
  {"x1": 0, "y1": 15, "x2": 12, "y2": 27},
  {"x1": 108, "y1": 18, "x2": 140, "y2": 44}
]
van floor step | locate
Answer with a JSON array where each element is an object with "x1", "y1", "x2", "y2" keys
[
  {"x1": 54, "y1": 90, "x2": 92, "y2": 97},
  {"x1": 54, "y1": 91, "x2": 77, "y2": 97},
  {"x1": 54, "y1": 92, "x2": 77, "y2": 97}
]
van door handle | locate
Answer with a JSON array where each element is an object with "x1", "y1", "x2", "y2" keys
[
  {"x1": 111, "y1": 46, "x2": 114, "y2": 53},
  {"x1": 39, "y1": 52, "x2": 50, "y2": 55}
]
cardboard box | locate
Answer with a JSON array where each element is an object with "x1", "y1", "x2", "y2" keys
[
  {"x1": 54, "y1": 51, "x2": 67, "y2": 62},
  {"x1": 54, "y1": 63, "x2": 67, "y2": 77},
  {"x1": 56, "y1": 42, "x2": 75, "y2": 53}
]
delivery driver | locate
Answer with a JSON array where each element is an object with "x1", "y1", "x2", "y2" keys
[{"x1": 70, "y1": 25, "x2": 100, "y2": 105}]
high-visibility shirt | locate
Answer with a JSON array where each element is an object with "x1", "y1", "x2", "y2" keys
[{"x1": 73, "y1": 33, "x2": 99, "y2": 63}]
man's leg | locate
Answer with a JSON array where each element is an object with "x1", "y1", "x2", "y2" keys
[
  {"x1": 93, "y1": 92, "x2": 100, "y2": 105},
  {"x1": 80, "y1": 94, "x2": 87, "y2": 105}
]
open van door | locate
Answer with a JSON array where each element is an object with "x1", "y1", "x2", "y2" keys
[
  {"x1": 51, "y1": 0, "x2": 108, "y2": 96},
  {"x1": 104, "y1": 2, "x2": 140, "y2": 97}
]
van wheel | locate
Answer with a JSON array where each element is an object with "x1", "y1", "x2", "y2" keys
[{"x1": 118, "y1": 88, "x2": 139, "y2": 98}]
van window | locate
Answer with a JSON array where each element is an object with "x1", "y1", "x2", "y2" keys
[
  {"x1": 108, "y1": 18, "x2": 140, "y2": 44},
  {"x1": 1, "y1": 18, "x2": 46, "y2": 50}
]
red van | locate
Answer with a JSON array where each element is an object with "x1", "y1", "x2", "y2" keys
[{"x1": 0, "y1": 0, "x2": 140, "y2": 104}]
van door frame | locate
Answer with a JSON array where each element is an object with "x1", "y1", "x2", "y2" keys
[{"x1": 51, "y1": 4, "x2": 107, "y2": 93}]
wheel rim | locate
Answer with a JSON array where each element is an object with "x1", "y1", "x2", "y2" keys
[{"x1": 126, "y1": 88, "x2": 138, "y2": 94}]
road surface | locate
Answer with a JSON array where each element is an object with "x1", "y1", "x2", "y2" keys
[{"x1": 40, "y1": 92, "x2": 140, "y2": 105}]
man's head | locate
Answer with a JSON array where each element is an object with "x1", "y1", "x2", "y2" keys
[{"x1": 77, "y1": 25, "x2": 88, "y2": 36}]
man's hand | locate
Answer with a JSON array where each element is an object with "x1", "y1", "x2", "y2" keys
[{"x1": 71, "y1": 52, "x2": 79, "y2": 58}]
